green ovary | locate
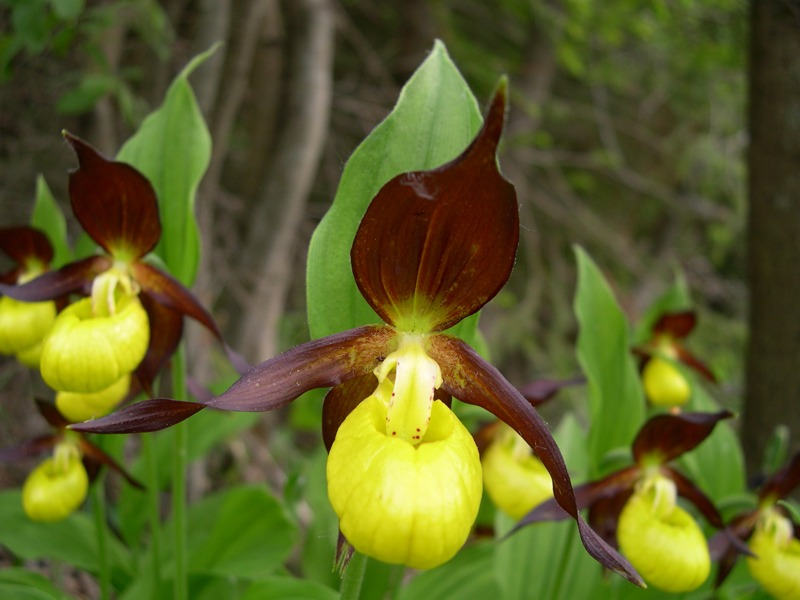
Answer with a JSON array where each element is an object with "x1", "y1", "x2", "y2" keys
[
  {"x1": 747, "y1": 512, "x2": 800, "y2": 600},
  {"x1": 22, "y1": 446, "x2": 88, "y2": 522},
  {"x1": 643, "y1": 357, "x2": 691, "y2": 407},
  {"x1": 40, "y1": 295, "x2": 149, "y2": 393},
  {"x1": 327, "y1": 394, "x2": 482, "y2": 570},
  {"x1": 482, "y1": 424, "x2": 552, "y2": 519},
  {"x1": 56, "y1": 373, "x2": 131, "y2": 422},
  {"x1": 0, "y1": 296, "x2": 57, "y2": 357},
  {"x1": 617, "y1": 485, "x2": 710, "y2": 592}
]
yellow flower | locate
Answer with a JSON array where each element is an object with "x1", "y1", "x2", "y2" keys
[
  {"x1": 40, "y1": 270, "x2": 149, "y2": 393},
  {"x1": 22, "y1": 442, "x2": 88, "y2": 522},
  {"x1": 642, "y1": 356, "x2": 691, "y2": 407},
  {"x1": 0, "y1": 295, "x2": 57, "y2": 364},
  {"x1": 482, "y1": 423, "x2": 552, "y2": 519},
  {"x1": 327, "y1": 336, "x2": 482, "y2": 570},
  {"x1": 747, "y1": 509, "x2": 800, "y2": 600},
  {"x1": 617, "y1": 475, "x2": 710, "y2": 592}
]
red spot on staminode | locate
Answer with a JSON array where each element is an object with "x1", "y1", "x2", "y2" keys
[{"x1": 392, "y1": 431, "x2": 397, "y2": 436}]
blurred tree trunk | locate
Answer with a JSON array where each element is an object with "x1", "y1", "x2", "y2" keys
[
  {"x1": 235, "y1": 0, "x2": 335, "y2": 362},
  {"x1": 742, "y1": 0, "x2": 800, "y2": 477}
]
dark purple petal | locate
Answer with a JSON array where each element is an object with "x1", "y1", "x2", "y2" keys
[
  {"x1": 34, "y1": 398, "x2": 70, "y2": 429},
  {"x1": 632, "y1": 410, "x2": 733, "y2": 465},
  {"x1": 587, "y1": 489, "x2": 633, "y2": 549},
  {"x1": 661, "y1": 465, "x2": 724, "y2": 528},
  {"x1": 136, "y1": 292, "x2": 184, "y2": 395},
  {"x1": 351, "y1": 82, "x2": 519, "y2": 332},
  {"x1": 322, "y1": 375, "x2": 377, "y2": 451},
  {"x1": 206, "y1": 325, "x2": 396, "y2": 412},
  {"x1": 0, "y1": 255, "x2": 111, "y2": 301},
  {"x1": 65, "y1": 132, "x2": 161, "y2": 259},
  {"x1": 70, "y1": 399, "x2": 206, "y2": 434},
  {"x1": 79, "y1": 438, "x2": 144, "y2": 490},
  {"x1": 673, "y1": 346, "x2": 717, "y2": 383},
  {"x1": 133, "y1": 262, "x2": 249, "y2": 374},
  {"x1": 429, "y1": 333, "x2": 644, "y2": 586}
]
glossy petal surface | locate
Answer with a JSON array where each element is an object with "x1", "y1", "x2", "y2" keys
[{"x1": 351, "y1": 84, "x2": 518, "y2": 333}]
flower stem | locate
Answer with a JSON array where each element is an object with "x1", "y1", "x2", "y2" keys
[
  {"x1": 339, "y1": 551, "x2": 368, "y2": 600},
  {"x1": 91, "y1": 473, "x2": 111, "y2": 600},
  {"x1": 172, "y1": 344, "x2": 189, "y2": 600},
  {"x1": 142, "y1": 433, "x2": 162, "y2": 589}
]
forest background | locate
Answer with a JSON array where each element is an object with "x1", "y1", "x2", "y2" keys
[{"x1": 0, "y1": 0, "x2": 797, "y2": 499}]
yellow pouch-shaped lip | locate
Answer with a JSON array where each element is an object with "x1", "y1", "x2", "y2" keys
[
  {"x1": 0, "y1": 295, "x2": 57, "y2": 355},
  {"x1": 56, "y1": 373, "x2": 131, "y2": 423},
  {"x1": 643, "y1": 356, "x2": 691, "y2": 407},
  {"x1": 22, "y1": 450, "x2": 89, "y2": 522},
  {"x1": 747, "y1": 513, "x2": 800, "y2": 600},
  {"x1": 40, "y1": 295, "x2": 149, "y2": 393},
  {"x1": 327, "y1": 395, "x2": 482, "y2": 570},
  {"x1": 617, "y1": 485, "x2": 710, "y2": 592},
  {"x1": 481, "y1": 425, "x2": 552, "y2": 519}
]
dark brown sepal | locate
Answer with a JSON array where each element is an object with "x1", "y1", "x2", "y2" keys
[
  {"x1": 760, "y1": 450, "x2": 800, "y2": 503},
  {"x1": 429, "y1": 333, "x2": 644, "y2": 586},
  {"x1": 632, "y1": 410, "x2": 733, "y2": 465},
  {"x1": 673, "y1": 346, "x2": 717, "y2": 383},
  {"x1": 207, "y1": 325, "x2": 396, "y2": 413},
  {"x1": 0, "y1": 226, "x2": 53, "y2": 270},
  {"x1": 351, "y1": 82, "x2": 519, "y2": 333},
  {"x1": 65, "y1": 132, "x2": 161, "y2": 260},
  {"x1": 0, "y1": 255, "x2": 111, "y2": 301},
  {"x1": 653, "y1": 311, "x2": 696, "y2": 339},
  {"x1": 0, "y1": 435, "x2": 60, "y2": 462},
  {"x1": 135, "y1": 292, "x2": 184, "y2": 395},
  {"x1": 70, "y1": 399, "x2": 206, "y2": 434}
]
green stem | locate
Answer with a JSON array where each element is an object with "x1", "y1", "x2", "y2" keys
[
  {"x1": 339, "y1": 551, "x2": 368, "y2": 600},
  {"x1": 142, "y1": 433, "x2": 163, "y2": 589},
  {"x1": 172, "y1": 344, "x2": 189, "y2": 600},
  {"x1": 91, "y1": 474, "x2": 111, "y2": 600}
]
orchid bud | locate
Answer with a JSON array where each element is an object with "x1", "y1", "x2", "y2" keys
[
  {"x1": 22, "y1": 443, "x2": 89, "y2": 522},
  {"x1": 481, "y1": 423, "x2": 552, "y2": 519},
  {"x1": 642, "y1": 356, "x2": 691, "y2": 407},
  {"x1": 327, "y1": 392, "x2": 482, "y2": 569},
  {"x1": 747, "y1": 509, "x2": 800, "y2": 600},
  {"x1": 40, "y1": 294, "x2": 148, "y2": 394},
  {"x1": 617, "y1": 475, "x2": 710, "y2": 591}
]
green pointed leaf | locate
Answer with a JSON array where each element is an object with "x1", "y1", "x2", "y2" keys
[
  {"x1": 30, "y1": 175, "x2": 71, "y2": 268},
  {"x1": 573, "y1": 246, "x2": 645, "y2": 477},
  {"x1": 186, "y1": 485, "x2": 298, "y2": 578},
  {"x1": 0, "y1": 568, "x2": 71, "y2": 600},
  {"x1": 307, "y1": 40, "x2": 483, "y2": 342},
  {"x1": 117, "y1": 45, "x2": 217, "y2": 285}
]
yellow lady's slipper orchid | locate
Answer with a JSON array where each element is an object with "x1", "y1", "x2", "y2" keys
[
  {"x1": 22, "y1": 442, "x2": 88, "y2": 522},
  {"x1": 747, "y1": 509, "x2": 800, "y2": 600},
  {"x1": 56, "y1": 373, "x2": 131, "y2": 422},
  {"x1": 618, "y1": 475, "x2": 710, "y2": 592},
  {"x1": 482, "y1": 423, "x2": 552, "y2": 519},
  {"x1": 40, "y1": 291, "x2": 149, "y2": 394},
  {"x1": 642, "y1": 356, "x2": 691, "y2": 407},
  {"x1": 328, "y1": 383, "x2": 481, "y2": 569}
]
